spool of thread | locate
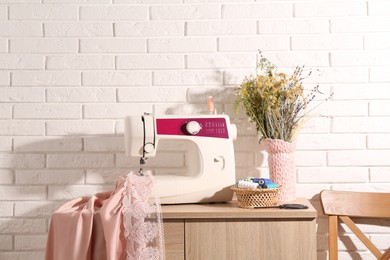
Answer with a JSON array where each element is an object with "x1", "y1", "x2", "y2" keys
[
  {"x1": 250, "y1": 177, "x2": 261, "y2": 183},
  {"x1": 256, "y1": 178, "x2": 273, "y2": 188},
  {"x1": 264, "y1": 183, "x2": 279, "y2": 189},
  {"x1": 207, "y1": 96, "x2": 215, "y2": 114},
  {"x1": 237, "y1": 180, "x2": 258, "y2": 189}
]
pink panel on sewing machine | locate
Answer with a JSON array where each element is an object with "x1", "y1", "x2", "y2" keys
[{"x1": 156, "y1": 118, "x2": 229, "y2": 139}]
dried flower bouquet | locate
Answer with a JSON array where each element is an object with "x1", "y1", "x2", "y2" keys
[{"x1": 234, "y1": 53, "x2": 326, "y2": 143}]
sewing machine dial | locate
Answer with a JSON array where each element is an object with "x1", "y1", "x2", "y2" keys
[{"x1": 186, "y1": 121, "x2": 202, "y2": 135}]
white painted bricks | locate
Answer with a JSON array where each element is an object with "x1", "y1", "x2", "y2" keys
[{"x1": 1, "y1": 0, "x2": 390, "y2": 259}]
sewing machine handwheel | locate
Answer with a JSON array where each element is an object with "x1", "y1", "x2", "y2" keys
[{"x1": 186, "y1": 121, "x2": 202, "y2": 135}]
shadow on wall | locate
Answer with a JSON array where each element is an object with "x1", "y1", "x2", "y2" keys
[
  {"x1": 1, "y1": 136, "x2": 128, "y2": 258},
  {"x1": 3, "y1": 132, "x2": 203, "y2": 258},
  {"x1": 1, "y1": 89, "x2": 263, "y2": 258}
]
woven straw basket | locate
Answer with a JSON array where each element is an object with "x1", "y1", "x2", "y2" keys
[{"x1": 231, "y1": 186, "x2": 282, "y2": 209}]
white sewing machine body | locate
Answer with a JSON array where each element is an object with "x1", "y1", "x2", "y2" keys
[{"x1": 124, "y1": 114, "x2": 237, "y2": 204}]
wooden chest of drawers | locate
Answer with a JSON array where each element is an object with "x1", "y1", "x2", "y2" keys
[{"x1": 162, "y1": 198, "x2": 317, "y2": 260}]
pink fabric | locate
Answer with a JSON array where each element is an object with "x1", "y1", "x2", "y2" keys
[
  {"x1": 262, "y1": 138, "x2": 296, "y2": 201},
  {"x1": 45, "y1": 172, "x2": 164, "y2": 260},
  {"x1": 122, "y1": 172, "x2": 165, "y2": 260}
]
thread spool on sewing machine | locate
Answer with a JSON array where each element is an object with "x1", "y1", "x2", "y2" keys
[{"x1": 124, "y1": 113, "x2": 237, "y2": 204}]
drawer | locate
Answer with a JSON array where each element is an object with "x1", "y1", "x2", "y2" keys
[{"x1": 164, "y1": 220, "x2": 184, "y2": 260}]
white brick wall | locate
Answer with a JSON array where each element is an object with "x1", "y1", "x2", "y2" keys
[{"x1": 1, "y1": 0, "x2": 390, "y2": 259}]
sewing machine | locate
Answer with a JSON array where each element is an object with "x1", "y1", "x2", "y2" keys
[{"x1": 124, "y1": 114, "x2": 237, "y2": 204}]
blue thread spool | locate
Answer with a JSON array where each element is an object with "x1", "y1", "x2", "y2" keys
[
  {"x1": 258, "y1": 178, "x2": 273, "y2": 188},
  {"x1": 264, "y1": 183, "x2": 279, "y2": 189},
  {"x1": 250, "y1": 177, "x2": 262, "y2": 183}
]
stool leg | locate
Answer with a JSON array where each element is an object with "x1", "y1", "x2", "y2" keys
[
  {"x1": 380, "y1": 247, "x2": 390, "y2": 260},
  {"x1": 328, "y1": 215, "x2": 338, "y2": 260}
]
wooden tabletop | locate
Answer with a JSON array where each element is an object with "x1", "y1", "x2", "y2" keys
[{"x1": 162, "y1": 198, "x2": 317, "y2": 219}]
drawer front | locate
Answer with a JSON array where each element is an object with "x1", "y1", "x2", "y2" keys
[
  {"x1": 164, "y1": 220, "x2": 185, "y2": 260},
  {"x1": 185, "y1": 218, "x2": 317, "y2": 260}
]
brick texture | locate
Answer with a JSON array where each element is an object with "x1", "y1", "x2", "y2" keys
[{"x1": 1, "y1": 0, "x2": 390, "y2": 258}]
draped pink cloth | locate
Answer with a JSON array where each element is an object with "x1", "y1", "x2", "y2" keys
[{"x1": 45, "y1": 171, "x2": 164, "y2": 260}]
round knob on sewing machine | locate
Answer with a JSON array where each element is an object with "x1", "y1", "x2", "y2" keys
[
  {"x1": 143, "y1": 142, "x2": 155, "y2": 153},
  {"x1": 186, "y1": 121, "x2": 202, "y2": 135}
]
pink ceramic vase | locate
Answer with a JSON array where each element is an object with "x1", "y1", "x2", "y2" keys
[{"x1": 262, "y1": 138, "x2": 296, "y2": 201}]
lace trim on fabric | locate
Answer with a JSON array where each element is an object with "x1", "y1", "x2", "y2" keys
[{"x1": 122, "y1": 171, "x2": 165, "y2": 260}]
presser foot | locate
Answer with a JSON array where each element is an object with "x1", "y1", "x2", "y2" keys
[{"x1": 138, "y1": 157, "x2": 147, "y2": 176}]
